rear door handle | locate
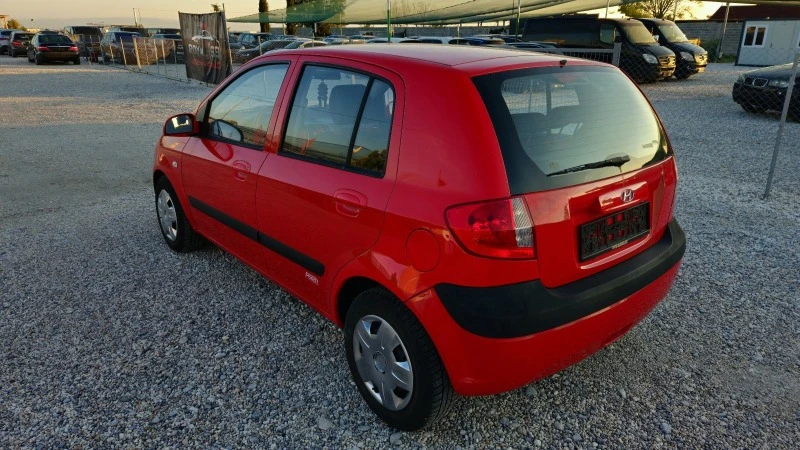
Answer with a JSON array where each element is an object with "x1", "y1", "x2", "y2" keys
[
  {"x1": 232, "y1": 160, "x2": 251, "y2": 181},
  {"x1": 334, "y1": 189, "x2": 367, "y2": 217}
]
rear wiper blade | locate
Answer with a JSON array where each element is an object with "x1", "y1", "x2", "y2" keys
[{"x1": 547, "y1": 155, "x2": 630, "y2": 176}]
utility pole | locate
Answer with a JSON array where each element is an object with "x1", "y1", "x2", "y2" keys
[
  {"x1": 515, "y1": 0, "x2": 521, "y2": 38},
  {"x1": 386, "y1": 0, "x2": 392, "y2": 42}
]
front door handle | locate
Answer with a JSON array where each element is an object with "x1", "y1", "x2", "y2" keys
[
  {"x1": 334, "y1": 189, "x2": 367, "y2": 218},
  {"x1": 232, "y1": 160, "x2": 251, "y2": 181}
]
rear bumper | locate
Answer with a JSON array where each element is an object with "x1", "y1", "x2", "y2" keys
[
  {"x1": 40, "y1": 52, "x2": 79, "y2": 61},
  {"x1": 407, "y1": 219, "x2": 685, "y2": 396}
]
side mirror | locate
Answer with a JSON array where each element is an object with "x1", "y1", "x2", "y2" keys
[{"x1": 164, "y1": 113, "x2": 199, "y2": 136}]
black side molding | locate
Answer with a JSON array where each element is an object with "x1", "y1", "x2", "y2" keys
[
  {"x1": 434, "y1": 219, "x2": 686, "y2": 339},
  {"x1": 188, "y1": 196, "x2": 325, "y2": 276}
]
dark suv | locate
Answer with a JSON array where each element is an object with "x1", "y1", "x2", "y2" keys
[
  {"x1": 523, "y1": 16, "x2": 677, "y2": 83},
  {"x1": 638, "y1": 18, "x2": 707, "y2": 79}
]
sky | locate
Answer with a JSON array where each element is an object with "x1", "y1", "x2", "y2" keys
[{"x1": 5, "y1": 1, "x2": 729, "y2": 32}]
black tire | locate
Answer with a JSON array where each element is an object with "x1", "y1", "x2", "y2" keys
[
  {"x1": 674, "y1": 71, "x2": 692, "y2": 80},
  {"x1": 73, "y1": 57, "x2": 81, "y2": 65},
  {"x1": 35, "y1": 54, "x2": 43, "y2": 66},
  {"x1": 344, "y1": 288, "x2": 455, "y2": 431},
  {"x1": 741, "y1": 104, "x2": 766, "y2": 114},
  {"x1": 154, "y1": 177, "x2": 203, "y2": 252}
]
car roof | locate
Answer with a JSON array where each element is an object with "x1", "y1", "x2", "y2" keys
[{"x1": 264, "y1": 44, "x2": 602, "y2": 76}]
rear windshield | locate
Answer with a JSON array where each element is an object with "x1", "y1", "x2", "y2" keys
[
  {"x1": 72, "y1": 27, "x2": 102, "y2": 36},
  {"x1": 39, "y1": 35, "x2": 73, "y2": 44},
  {"x1": 473, "y1": 65, "x2": 670, "y2": 194},
  {"x1": 1, "y1": 31, "x2": 11, "y2": 37},
  {"x1": 14, "y1": 33, "x2": 35, "y2": 41}
]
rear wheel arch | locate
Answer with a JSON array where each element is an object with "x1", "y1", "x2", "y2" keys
[{"x1": 336, "y1": 276, "x2": 383, "y2": 327}]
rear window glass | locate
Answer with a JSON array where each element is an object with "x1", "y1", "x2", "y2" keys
[
  {"x1": 14, "y1": 34, "x2": 34, "y2": 41},
  {"x1": 39, "y1": 35, "x2": 73, "y2": 44},
  {"x1": 472, "y1": 65, "x2": 670, "y2": 194},
  {"x1": 72, "y1": 27, "x2": 102, "y2": 35}
]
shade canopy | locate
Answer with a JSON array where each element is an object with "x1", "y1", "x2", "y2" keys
[{"x1": 229, "y1": 0, "x2": 800, "y2": 25}]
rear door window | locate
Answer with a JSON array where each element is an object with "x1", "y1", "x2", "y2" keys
[
  {"x1": 281, "y1": 65, "x2": 394, "y2": 175},
  {"x1": 473, "y1": 65, "x2": 670, "y2": 194}
]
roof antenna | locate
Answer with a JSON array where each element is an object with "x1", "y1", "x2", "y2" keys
[{"x1": 559, "y1": 59, "x2": 567, "y2": 67}]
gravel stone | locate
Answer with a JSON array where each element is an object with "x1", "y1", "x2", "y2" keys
[
  {"x1": 660, "y1": 422, "x2": 673, "y2": 435},
  {"x1": 390, "y1": 432, "x2": 403, "y2": 444},
  {"x1": 1, "y1": 58, "x2": 799, "y2": 449},
  {"x1": 318, "y1": 417, "x2": 334, "y2": 431}
]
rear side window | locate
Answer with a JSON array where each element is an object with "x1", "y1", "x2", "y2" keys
[
  {"x1": 282, "y1": 65, "x2": 394, "y2": 175},
  {"x1": 207, "y1": 64, "x2": 289, "y2": 148},
  {"x1": 473, "y1": 65, "x2": 670, "y2": 194}
]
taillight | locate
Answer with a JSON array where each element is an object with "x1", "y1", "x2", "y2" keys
[
  {"x1": 11, "y1": 41, "x2": 21, "y2": 47},
  {"x1": 38, "y1": 45, "x2": 49, "y2": 51},
  {"x1": 446, "y1": 197, "x2": 535, "y2": 259},
  {"x1": 68, "y1": 45, "x2": 78, "y2": 51}
]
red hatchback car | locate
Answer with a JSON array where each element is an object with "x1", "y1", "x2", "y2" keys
[{"x1": 153, "y1": 45, "x2": 685, "y2": 430}]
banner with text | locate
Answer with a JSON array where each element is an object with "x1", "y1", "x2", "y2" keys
[{"x1": 178, "y1": 11, "x2": 231, "y2": 84}]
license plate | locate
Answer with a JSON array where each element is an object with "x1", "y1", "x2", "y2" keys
[{"x1": 580, "y1": 203, "x2": 650, "y2": 261}]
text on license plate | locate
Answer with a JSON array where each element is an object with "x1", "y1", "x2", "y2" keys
[{"x1": 579, "y1": 202, "x2": 650, "y2": 261}]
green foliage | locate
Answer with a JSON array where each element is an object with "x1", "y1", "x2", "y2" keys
[
  {"x1": 618, "y1": 4, "x2": 650, "y2": 18},
  {"x1": 617, "y1": 0, "x2": 699, "y2": 20},
  {"x1": 698, "y1": 38, "x2": 736, "y2": 63},
  {"x1": 7, "y1": 19, "x2": 27, "y2": 31}
]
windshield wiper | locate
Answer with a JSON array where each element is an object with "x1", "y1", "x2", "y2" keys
[{"x1": 547, "y1": 155, "x2": 630, "y2": 176}]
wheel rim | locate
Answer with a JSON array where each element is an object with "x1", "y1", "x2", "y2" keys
[
  {"x1": 352, "y1": 315, "x2": 414, "y2": 411},
  {"x1": 157, "y1": 189, "x2": 178, "y2": 241}
]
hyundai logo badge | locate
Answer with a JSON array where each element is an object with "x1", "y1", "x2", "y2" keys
[{"x1": 621, "y1": 189, "x2": 635, "y2": 203}]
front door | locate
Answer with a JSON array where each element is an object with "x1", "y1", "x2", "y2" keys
[{"x1": 182, "y1": 62, "x2": 293, "y2": 267}]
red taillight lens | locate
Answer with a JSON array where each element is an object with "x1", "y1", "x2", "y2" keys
[
  {"x1": 446, "y1": 197, "x2": 535, "y2": 259},
  {"x1": 38, "y1": 45, "x2": 49, "y2": 51},
  {"x1": 68, "y1": 45, "x2": 78, "y2": 51},
  {"x1": 11, "y1": 41, "x2": 21, "y2": 47}
]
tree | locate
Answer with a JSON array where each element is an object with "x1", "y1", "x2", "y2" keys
[
  {"x1": 211, "y1": 3, "x2": 221, "y2": 12},
  {"x1": 618, "y1": 0, "x2": 697, "y2": 20},
  {"x1": 259, "y1": 0, "x2": 271, "y2": 33},
  {"x1": 285, "y1": 0, "x2": 298, "y2": 35},
  {"x1": 7, "y1": 19, "x2": 27, "y2": 31}
]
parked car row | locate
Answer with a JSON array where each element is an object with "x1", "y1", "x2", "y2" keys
[{"x1": 521, "y1": 16, "x2": 707, "y2": 83}]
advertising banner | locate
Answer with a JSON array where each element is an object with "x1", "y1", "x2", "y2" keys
[{"x1": 178, "y1": 11, "x2": 231, "y2": 84}]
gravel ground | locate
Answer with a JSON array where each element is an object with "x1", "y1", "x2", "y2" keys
[{"x1": 1, "y1": 56, "x2": 799, "y2": 449}]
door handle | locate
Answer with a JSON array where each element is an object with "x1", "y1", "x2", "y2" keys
[
  {"x1": 232, "y1": 160, "x2": 251, "y2": 181},
  {"x1": 334, "y1": 189, "x2": 367, "y2": 218}
]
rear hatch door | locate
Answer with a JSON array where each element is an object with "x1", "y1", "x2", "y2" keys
[{"x1": 472, "y1": 63, "x2": 676, "y2": 288}]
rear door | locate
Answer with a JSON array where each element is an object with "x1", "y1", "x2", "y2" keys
[
  {"x1": 472, "y1": 64, "x2": 675, "y2": 288},
  {"x1": 181, "y1": 60, "x2": 294, "y2": 267},
  {"x1": 255, "y1": 58, "x2": 403, "y2": 310}
]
